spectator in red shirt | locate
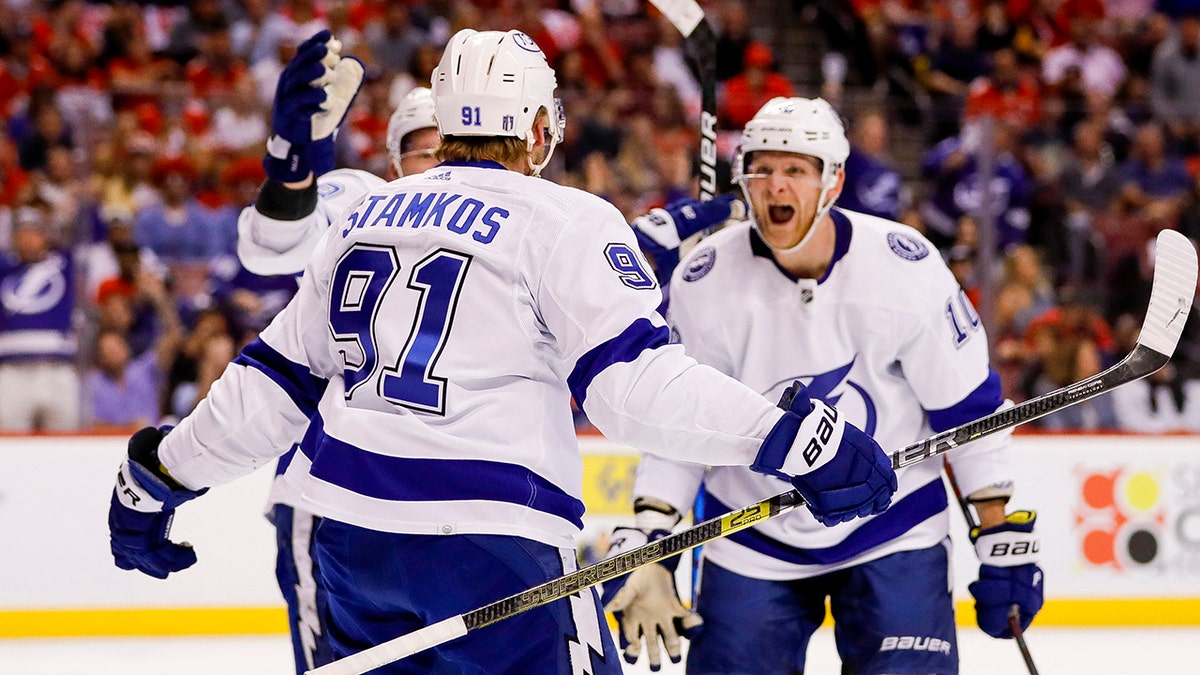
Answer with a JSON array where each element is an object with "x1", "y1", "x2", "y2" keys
[
  {"x1": 185, "y1": 22, "x2": 249, "y2": 102},
  {"x1": 965, "y1": 47, "x2": 1041, "y2": 128},
  {"x1": 719, "y1": 42, "x2": 797, "y2": 129}
]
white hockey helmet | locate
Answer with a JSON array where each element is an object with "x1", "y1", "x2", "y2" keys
[
  {"x1": 734, "y1": 97, "x2": 850, "y2": 252},
  {"x1": 431, "y1": 29, "x2": 564, "y2": 175},
  {"x1": 386, "y1": 87, "x2": 438, "y2": 176}
]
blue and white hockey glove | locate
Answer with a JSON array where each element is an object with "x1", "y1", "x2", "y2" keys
[
  {"x1": 263, "y1": 29, "x2": 364, "y2": 183},
  {"x1": 968, "y1": 510, "x2": 1044, "y2": 639},
  {"x1": 109, "y1": 426, "x2": 207, "y2": 579},
  {"x1": 601, "y1": 499, "x2": 701, "y2": 671},
  {"x1": 631, "y1": 194, "x2": 744, "y2": 285},
  {"x1": 751, "y1": 381, "x2": 897, "y2": 527}
]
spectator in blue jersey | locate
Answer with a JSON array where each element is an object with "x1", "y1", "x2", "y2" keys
[
  {"x1": 840, "y1": 110, "x2": 906, "y2": 221},
  {"x1": 919, "y1": 121, "x2": 1032, "y2": 252},
  {"x1": 84, "y1": 268, "x2": 182, "y2": 430},
  {"x1": 134, "y1": 157, "x2": 225, "y2": 262},
  {"x1": 0, "y1": 202, "x2": 80, "y2": 431}
]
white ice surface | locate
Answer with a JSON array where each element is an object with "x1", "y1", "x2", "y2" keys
[{"x1": 1, "y1": 627, "x2": 1197, "y2": 674}]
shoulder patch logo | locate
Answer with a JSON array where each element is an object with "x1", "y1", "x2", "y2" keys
[
  {"x1": 887, "y1": 231, "x2": 929, "y2": 261},
  {"x1": 682, "y1": 248, "x2": 716, "y2": 282},
  {"x1": 317, "y1": 182, "x2": 344, "y2": 199}
]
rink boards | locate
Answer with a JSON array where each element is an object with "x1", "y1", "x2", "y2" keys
[{"x1": 0, "y1": 433, "x2": 1197, "y2": 637}]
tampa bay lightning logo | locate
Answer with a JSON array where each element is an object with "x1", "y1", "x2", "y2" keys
[
  {"x1": 317, "y1": 181, "x2": 344, "y2": 199},
  {"x1": 0, "y1": 255, "x2": 68, "y2": 315},
  {"x1": 887, "y1": 231, "x2": 929, "y2": 261},
  {"x1": 769, "y1": 358, "x2": 878, "y2": 435},
  {"x1": 512, "y1": 31, "x2": 543, "y2": 53},
  {"x1": 682, "y1": 248, "x2": 716, "y2": 282}
]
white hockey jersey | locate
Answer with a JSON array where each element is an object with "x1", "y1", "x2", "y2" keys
[
  {"x1": 634, "y1": 208, "x2": 1013, "y2": 580},
  {"x1": 160, "y1": 161, "x2": 789, "y2": 549}
]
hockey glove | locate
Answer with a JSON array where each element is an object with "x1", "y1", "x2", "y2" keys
[
  {"x1": 968, "y1": 510, "x2": 1044, "y2": 639},
  {"x1": 600, "y1": 500, "x2": 701, "y2": 670},
  {"x1": 109, "y1": 426, "x2": 207, "y2": 579},
  {"x1": 751, "y1": 381, "x2": 896, "y2": 527},
  {"x1": 263, "y1": 29, "x2": 364, "y2": 183},
  {"x1": 631, "y1": 194, "x2": 744, "y2": 285}
]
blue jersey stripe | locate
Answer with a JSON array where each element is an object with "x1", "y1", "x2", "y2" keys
[
  {"x1": 233, "y1": 338, "x2": 329, "y2": 418},
  {"x1": 568, "y1": 318, "x2": 669, "y2": 407},
  {"x1": 927, "y1": 370, "x2": 1003, "y2": 432},
  {"x1": 705, "y1": 478, "x2": 948, "y2": 566},
  {"x1": 303, "y1": 415, "x2": 586, "y2": 528}
]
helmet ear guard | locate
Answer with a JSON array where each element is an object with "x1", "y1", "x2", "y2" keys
[{"x1": 431, "y1": 29, "x2": 564, "y2": 176}]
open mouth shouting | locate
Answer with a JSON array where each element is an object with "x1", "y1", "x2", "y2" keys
[{"x1": 767, "y1": 204, "x2": 795, "y2": 225}]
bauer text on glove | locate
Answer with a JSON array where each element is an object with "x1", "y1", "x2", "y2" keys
[
  {"x1": 969, "y1": 510, "x2": 1044, "y2": 639},
  {"x1": 751, "y1": 380, "x2": 897, "y2": 527}
]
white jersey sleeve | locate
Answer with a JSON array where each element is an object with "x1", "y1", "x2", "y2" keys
[
  {"x1": 159, "y1": 228, "x2": 341, "y2": 489},
  {"x1": 535, "y1": 196, "x2": 783, "y2": 468},
  {"x1": 898, "y1": 254, "x2": 1014, "y2": 501},
  {"x1": 237, "y1": 169, "x2": 386, "y2": 276}
]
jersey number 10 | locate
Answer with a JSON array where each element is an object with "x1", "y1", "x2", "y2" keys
[{"x1": 329, "y1": 244, "x2": 472, "y2": 415}]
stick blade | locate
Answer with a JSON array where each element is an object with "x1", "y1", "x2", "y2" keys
[
  {"x1": 647, "y1": 0, "x2": 705, "y2": 36},
  {"x1": 1136, "y1": 229, "x2": 1197, "y2": 358}
]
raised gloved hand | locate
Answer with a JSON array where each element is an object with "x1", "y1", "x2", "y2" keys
[
  {"x1": 599, "y1": 499, "x2": 701, "y2": 670},
  {"x1": 263, "y1": 29, "x2": 365, "y2": 183},
  {"x1": 631, "y1": 194, "x2": 744, "y2": 284},
  {"x1": 109, "y1": 426, "x2": 207, "y2": 579},
  {"x1": 751, "y1": 381, "x2": 896, "y2": 527},
  {"x1": 968, "y1": 510, "x2": 1044, "y2": 639}
]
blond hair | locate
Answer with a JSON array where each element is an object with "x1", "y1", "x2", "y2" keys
[
  {"x1": 436, "y1": 108, "x2": 551, "y2": 169},
  {"x1": 435, "y1": 136, "x2": 529, "y2": 165}
]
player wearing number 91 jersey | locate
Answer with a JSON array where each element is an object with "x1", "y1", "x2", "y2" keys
[{"x1": 105, "y1": 31, "x2": 896, "y2": 674}]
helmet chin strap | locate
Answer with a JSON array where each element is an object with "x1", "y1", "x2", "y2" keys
[
  {"x1": 742, "y1": 180, "x2": 837, "y2": 256},
  {"x1": 524, "y1": 120, "x2": 558, "y2": 177}
]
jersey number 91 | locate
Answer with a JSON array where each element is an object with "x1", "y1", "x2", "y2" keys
[{"x1": 329, "y1": 244, "x2": 472, "y2": 415}]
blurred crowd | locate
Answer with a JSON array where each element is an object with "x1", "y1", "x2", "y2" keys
[{"x1": 0, "y1": 0, "x2": 1197, "y2": 434}]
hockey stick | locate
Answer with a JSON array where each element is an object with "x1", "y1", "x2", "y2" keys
[
  {"x1": 306, "y1": 229, "x2": 1196, "y2": 675},
  {"x1": 1008, "y1": 604, "x2": 1041, "y2": 675},
  {"x1": 944, "y1": 462, "x2": 1041, "y2": 675},
  {"x1": 648, "y1": 0, "x2": 717, "y2": 604},
  {"x1": 648, "y1": 0, "x2": 718, "y2": 201}
]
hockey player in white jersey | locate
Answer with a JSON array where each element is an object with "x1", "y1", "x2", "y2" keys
[
  {"x1": 603, "y1": 97, "x2": 1045, "y2": 674},
  {"x1": 106, "y1": 32, "x2": 897, "y2": 674},
  {"x1": 233, "y1": 30, "x2": 441, "y2": 674},
  {"x1": 242, "y1": 30, "x2": 738, "y2": 674}
]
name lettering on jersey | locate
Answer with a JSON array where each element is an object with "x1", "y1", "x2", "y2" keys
[
  {"x1": 341, "y1": 191, "x2": 508, "y2": 245},
  {"x1": 879, "y1": 636, "x2": 952, "y2": 654}
]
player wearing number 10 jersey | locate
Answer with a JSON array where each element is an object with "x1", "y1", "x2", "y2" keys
[{"x1": 105, "y1": 30, "x2": 897, "y2": 673}]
